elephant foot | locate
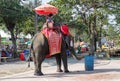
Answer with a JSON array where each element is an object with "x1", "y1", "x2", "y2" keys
[
  {"x1": 57, "y1": 69, "x2": 63, "y2": 72},
  {"x1": 34, "y1": 72, "x2": 44, "y2": 76},
  {"x1": 64, "y1": 70, "x2": 69, "y2": 73}
]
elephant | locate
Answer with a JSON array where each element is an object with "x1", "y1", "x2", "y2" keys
[{"x1": 30, "y1": 23, "x2": 86, "y2": 76}]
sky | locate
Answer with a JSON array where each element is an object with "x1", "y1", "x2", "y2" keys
[
  {"x1": 20, "y1": 0, "x2": 52, "y2": 6},
  {"x1": 42, "y1": 0, "x2": 52, "y2": 4},
  {"x1": 0, "y1": 30, "x2": 11, "y2": 37},
  {"x1": 0, "y1": 30, "x2": 31, "y2": 38}
]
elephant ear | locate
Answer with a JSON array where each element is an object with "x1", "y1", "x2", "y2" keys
[{"x1": 61, "y1": 24, "x2": 70, "y2": 35}]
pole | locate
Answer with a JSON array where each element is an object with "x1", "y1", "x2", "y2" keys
[
  {"x1": 34, "y1": 0, "x2": 38, "y2": 33},
  {"x1": 34, "y1": 0, "x2": 42, "y2": 33},
  {"x1": 35, "y1": 14, "x2": 38, "y2": 33}
]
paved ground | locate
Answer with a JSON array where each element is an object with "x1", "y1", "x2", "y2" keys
[{"x1": 0, "y1": 57, "x2": 120, "y2": 81}]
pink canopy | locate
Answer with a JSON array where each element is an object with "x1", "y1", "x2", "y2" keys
[{"x1": 34, "y1": 4, "x2": 58, "y2": 15}]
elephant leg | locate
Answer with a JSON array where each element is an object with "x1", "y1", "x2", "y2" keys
[
  {"x1": 61, "y1": 50, "x2": 69, "y2": 73},
  {"x1": 34, "y1": 52, "x2": 45, "y2": 76},
  {"x1": 32, "y1": 52, "x2": 38, "y2": 75},
  {"x1": 55, "y1": 54, "x2": 63, "y2": 72},
  {"x1": 32, "y1": 50, "x2": 36, "y2": 65},
  {"x1": 32, "y1": 54, "x2": 40, "y2": 75}
]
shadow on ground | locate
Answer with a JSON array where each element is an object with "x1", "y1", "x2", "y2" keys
[{"x1": 0, "y1": 68, "x2": 120, "y2": 80}]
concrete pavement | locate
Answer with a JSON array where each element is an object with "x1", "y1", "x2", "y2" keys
[{"x1": 0, "y1": 57, "x2": 120, "y2": 81}]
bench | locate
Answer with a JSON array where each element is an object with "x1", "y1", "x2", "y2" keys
[{"x1": 0, "y1": 57, "x2": 11, "y2": 63}]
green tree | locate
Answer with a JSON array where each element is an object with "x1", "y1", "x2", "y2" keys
[
  {"x1": 0, "y1": 0, "x2": 32, "y2": 57},
  {"x1": 50, "y1": 0, "x2": 119, "y2": 54},
  {"x1": 50, "y1": 0, "x2": 87, "y2": 41}
]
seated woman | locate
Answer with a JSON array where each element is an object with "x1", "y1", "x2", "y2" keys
[
  {"x1": 42, "y1": 18, "x2": 54, "y2": 30},
  {"x1": 46, "y1": 14, "x2": 53, "y2": 23},
  {"x1": 1, "y1": 49, "x2": 6, "y2": 57},
  {"x1": 5, "y1": 45, "x2": 10, "y2": 57}
]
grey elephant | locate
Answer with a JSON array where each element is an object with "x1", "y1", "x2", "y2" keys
[{"x1": 30, "y1": 23, "x2": 85, "y2": 76}]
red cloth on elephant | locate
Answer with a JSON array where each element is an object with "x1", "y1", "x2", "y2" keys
[
  {"x1": 61, "y1": 24, "x2": 70, "y2": 35},
  {"x1": 42, "y1": 28, "x2": 62, "y2": 58}
]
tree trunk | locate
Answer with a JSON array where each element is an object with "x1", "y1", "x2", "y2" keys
[
  {"x1": 99, "y1": 21, "x2": 103, "y2": 49},
  {"x1": 93, "y1": 15, "x2": 97, "y2": 51},
  {"x1": 9, "y1": 29, "x2": 18, "y2": 58},
  {"x1": 94, "y1": 37, "x2": 97, "y2": 51},
  {"x1": 5, "y1": 22, "x2": 18, "y2": 58},
  {"x1": 89, "y1": 34, "x2": 95, "y2": 55},
  {"x1": 88, "y1": 19, "x2": 95, "y2": 55}
]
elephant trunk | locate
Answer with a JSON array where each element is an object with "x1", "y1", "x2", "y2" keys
[{"x1": 69, "y1": 47, "x2": 89, "y2": 60}]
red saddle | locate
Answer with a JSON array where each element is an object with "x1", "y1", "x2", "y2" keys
[{"x1": 42, "y1": 28, "x2": 62, "y2": 58}]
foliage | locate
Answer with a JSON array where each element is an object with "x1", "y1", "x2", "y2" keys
[
  {"x1": 50, "y1": 0, "x2": 120, "y2": 53},
  {"x1": 0, "y1": 0, "x2": 33, "y2": 58},
  {"x1": 0, "y1": 0, "x2": 120, "y2": 56},
  {"x1": 50, "y1": 0, "x2": 88, "y2": 41}
]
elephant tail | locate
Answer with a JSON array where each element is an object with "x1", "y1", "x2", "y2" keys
[
  {"x1": 30, "y1": 33, "x2": 39, "y2": 52},
  {"x1": 28, "y1": 33, "x2": 39, "y2": 67}
]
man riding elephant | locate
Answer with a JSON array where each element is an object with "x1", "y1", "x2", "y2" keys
[{"x1": 30, "y1": 15, "x2": 88, "y2": 75}]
